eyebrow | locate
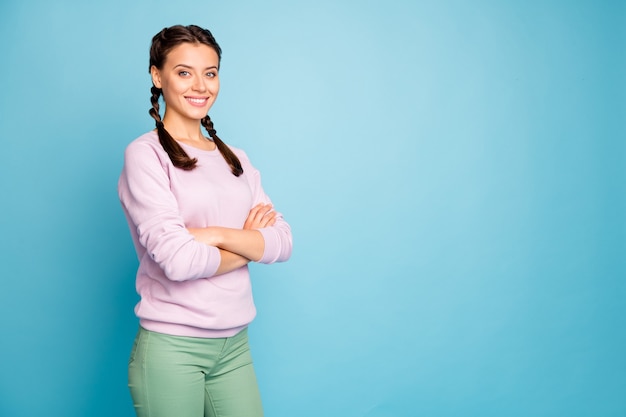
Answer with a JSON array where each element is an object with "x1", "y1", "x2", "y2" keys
[{"x1": 173, "y1": 64, "x2": 218, "y2": 71}]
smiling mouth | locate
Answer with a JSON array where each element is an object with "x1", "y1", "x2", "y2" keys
[{"x1": 186, "y1": 97, "x2": 209, "y2": 105}]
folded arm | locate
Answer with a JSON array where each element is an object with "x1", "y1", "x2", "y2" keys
[{"x1": 189, "y1": 203, "x2": 277, "y2": 274}]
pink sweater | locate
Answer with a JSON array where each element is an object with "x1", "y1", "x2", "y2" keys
[{"x1": 118, "y1": 131, "x2": 292, "y2": 337}]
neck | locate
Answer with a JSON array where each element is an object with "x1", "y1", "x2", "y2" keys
[{"x1": 162, "y1": 113, "x2": 206, "y2": 143}]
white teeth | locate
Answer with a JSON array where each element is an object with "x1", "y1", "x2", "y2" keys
[{"x1": 188, "y1": 98, "x2": 206, "y2": 104}]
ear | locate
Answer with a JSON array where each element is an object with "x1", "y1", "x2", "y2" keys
[{"x1": 150, "y1": 65, "x2": 162, "y2": 89}]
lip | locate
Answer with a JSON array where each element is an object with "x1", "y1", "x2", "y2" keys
[{"x1": 185, "y1": 96, "x2": 210, "y2": 107}]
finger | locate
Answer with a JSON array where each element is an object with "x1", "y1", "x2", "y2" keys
[
  {"x1": 259, "y1": 210, "x2": 277, "y2": 228},
  {"x1": 253, "y1": 204, "x2": 273, "y2": 219},
  {"x1": 247, "y1": 203, "x2": 267, "y2": 217},
  {"x1": 247, "y1": 203, "x2": 264, "y2": 217},
  {"x1": 244, "y1": 204, "x2": 273, "y2": 229},
  {"x1": 251, "y1": 208, "x2": 276, "y2": 229},
  {"x1": 263, "y1": 216, "x2": 277, "y2": 227}
]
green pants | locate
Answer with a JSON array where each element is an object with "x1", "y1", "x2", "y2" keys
[{"x1": 128, "y1": 327, "x2": 264, "y2": 417}]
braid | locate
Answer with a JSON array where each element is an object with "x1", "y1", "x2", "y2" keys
[
  {"x1": 149, "y1": 86, "x2": 198, "y2": 170},
  {"x1": 148, "y1": 86, "x2": 163, "y2": 126},
  {"x1": 202, "y1": 116, "x2": 243, "y2": 177}
]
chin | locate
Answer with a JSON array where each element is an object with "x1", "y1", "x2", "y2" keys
[{"x1": 188, "y1": 110, "x2": 211, "y2": 120}]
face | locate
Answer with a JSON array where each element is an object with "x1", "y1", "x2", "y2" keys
[{"x1": 151, "y1": 42, "x2": 220, "y2": 124}]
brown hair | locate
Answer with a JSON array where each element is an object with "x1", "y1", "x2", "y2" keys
[{"x1": 148, "y1": 25, "x2": 242, "y2": 176}]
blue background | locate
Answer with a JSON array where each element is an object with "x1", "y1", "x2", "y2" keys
[{"x1": 1, "y1": 1, "x2": 624, "y2": 416}]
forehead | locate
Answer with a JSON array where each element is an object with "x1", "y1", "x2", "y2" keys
[{"x1": 164, "y1": 43, "x2": 220, "y2": 68}]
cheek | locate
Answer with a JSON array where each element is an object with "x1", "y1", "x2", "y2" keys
[{"x1": 161, "y1": 80, "x2": 185, "y2": 101}]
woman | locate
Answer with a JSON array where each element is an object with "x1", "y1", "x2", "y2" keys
[{"x1": 118, "y1": 24, "x2": 292, "y2": 417}]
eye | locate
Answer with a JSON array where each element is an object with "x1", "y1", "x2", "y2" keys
[
  {"x1": 206, "y1": 71, "x2": 217, "y2": 78},
  {"x1": 178, "y1": 70, "x2": 190, "y2": 77}
]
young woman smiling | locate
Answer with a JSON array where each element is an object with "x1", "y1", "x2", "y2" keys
[{"x1": 118, "y1": 25, "x2": 292, "y2": 417}]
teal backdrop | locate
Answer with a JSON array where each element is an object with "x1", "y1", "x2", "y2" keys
[{"x1": 1, "y1": 1, "x2": 624, "y2": 416}]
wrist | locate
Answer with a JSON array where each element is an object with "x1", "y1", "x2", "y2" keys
[
  {"x1": 203, "y1": 226, "x2": 224, "y2": 248},
  {"x1": 213, "y1": 227, "x2": 226, "y2": 248}
]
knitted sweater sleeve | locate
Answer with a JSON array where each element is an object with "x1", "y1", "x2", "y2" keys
[
  {"x1": 118, "y1": 140, "x2": 221, "y2": 281},
  {"x1": 239, "y1": 151, "x2": 293, "y2": 264}
]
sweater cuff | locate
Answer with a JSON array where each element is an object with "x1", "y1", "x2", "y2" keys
[{"x1": 257, "y1": 227, "x2": 282, "y2": 264}]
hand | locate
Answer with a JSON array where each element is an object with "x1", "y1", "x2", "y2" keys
[{"x1": 243, "y1": 203, "x2": 277, "y2": 230}]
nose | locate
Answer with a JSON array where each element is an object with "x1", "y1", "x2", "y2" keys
[{"x1": 192, "y1": 76, "x2": 206, "y2": 92}]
